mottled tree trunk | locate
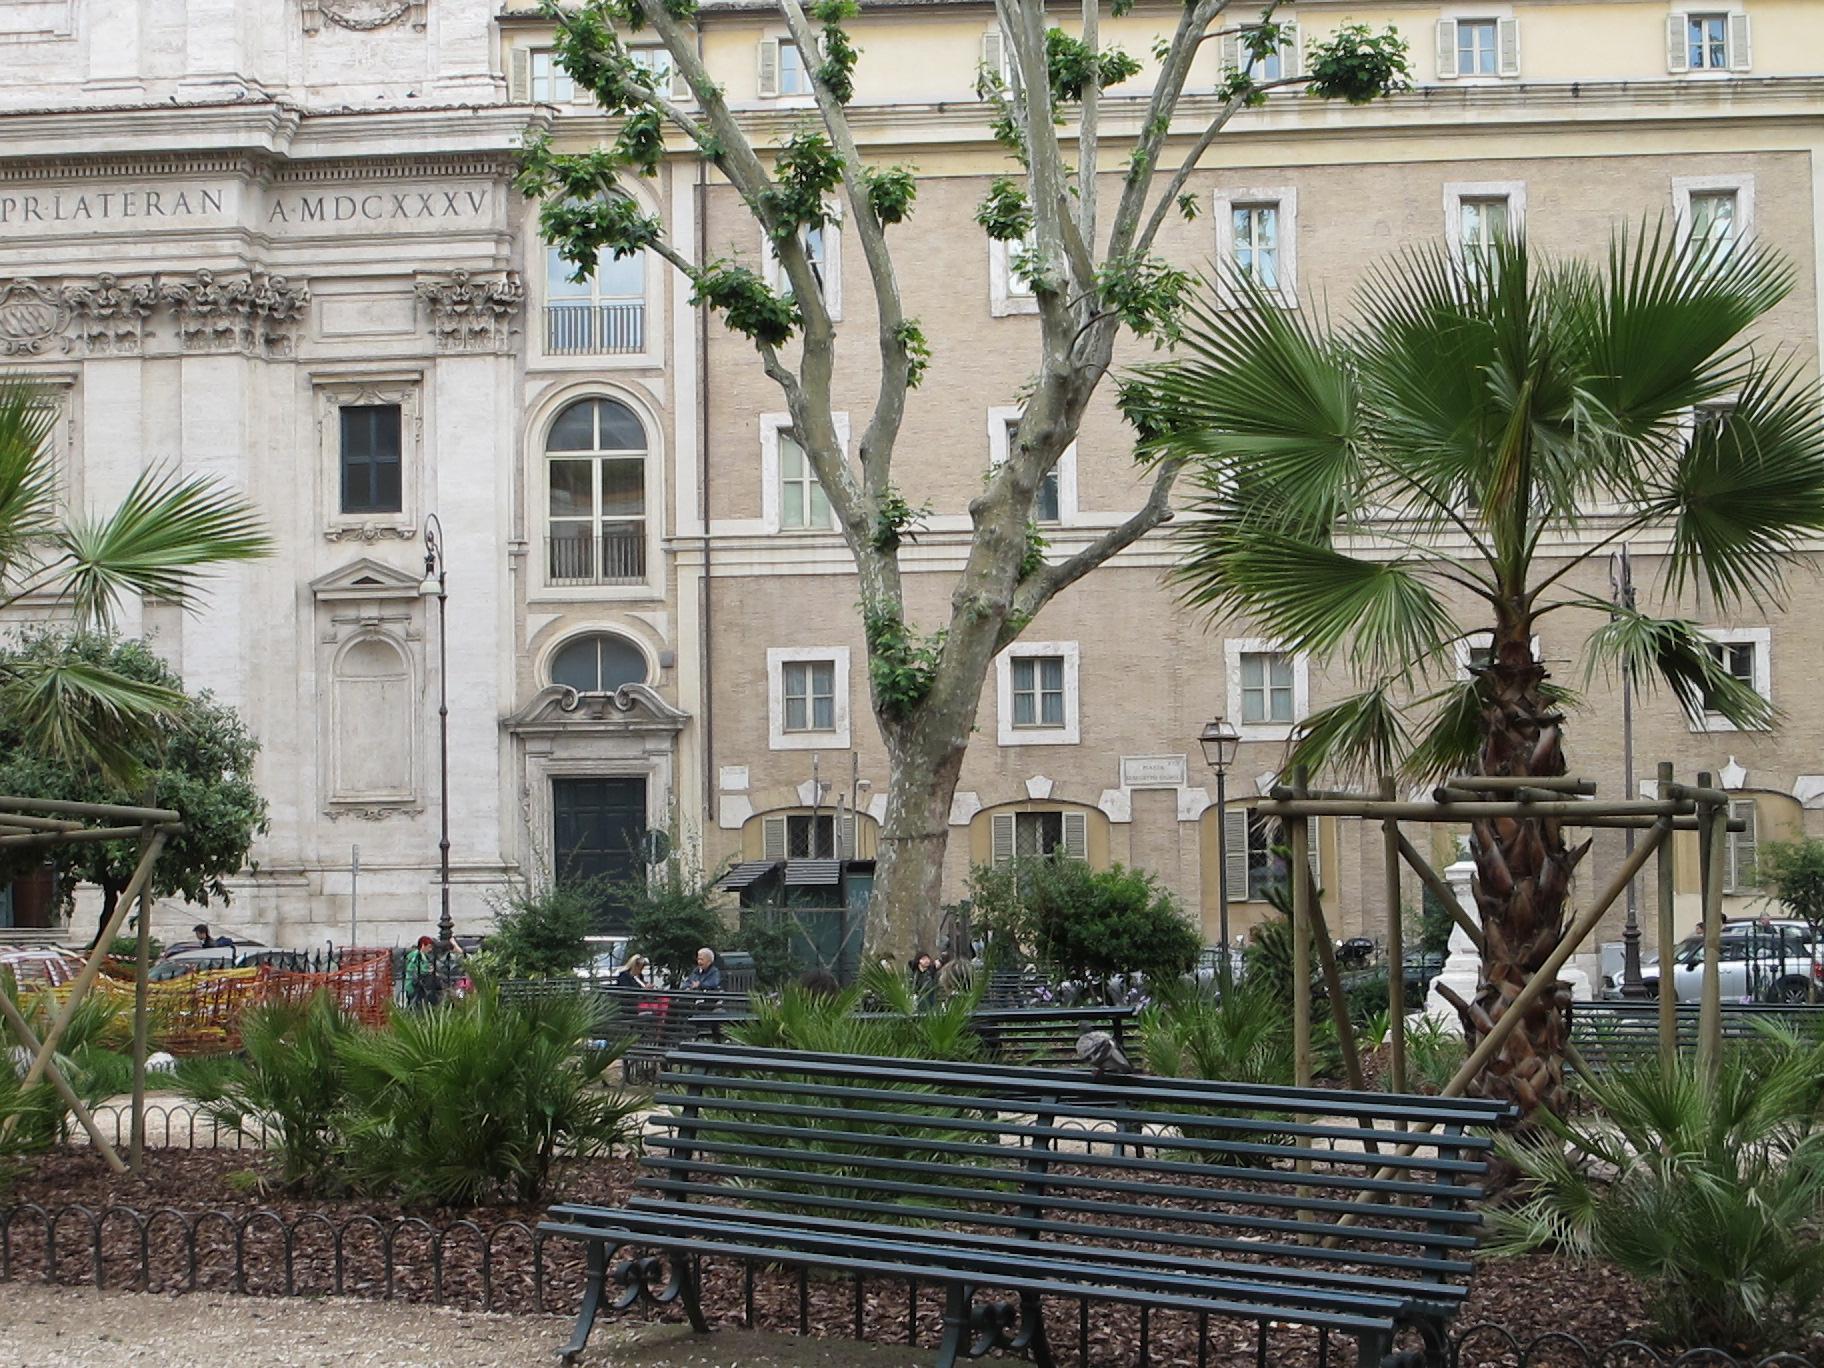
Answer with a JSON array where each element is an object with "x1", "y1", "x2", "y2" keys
[
  {"x1": 868, "y1": 733, "x2": 969, "y2": 965},
  {"x1": 1455, "y1": 614, "x2": 1588, "y2": 1136}
]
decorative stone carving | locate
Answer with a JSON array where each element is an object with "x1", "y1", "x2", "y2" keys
[
  {"x1": 303, "y1": 0, "x2": 426, "y2": 34},
  {"x1": 161, "y1": 268, "x2": 311, "y2": 356},
  {"x1": 415, "y1": 270, "x2": 523, "y2": 353},
  {"x1": 326, "y1": 805, "x2": 424, "y2": 821},
  {"x1": 61, "y1": 273, "x2": 157, "y2": 355},
  {"x1": 0, "y1": 279, "x2": 71, "y2": 357},
  {"x1": 324, "y1": 522, "x2": 418, "y2": 544}
]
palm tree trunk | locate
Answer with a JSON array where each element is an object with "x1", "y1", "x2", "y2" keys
[{"x1": 1458, "y1": 618, "x2": 1588, "y2": 1135}]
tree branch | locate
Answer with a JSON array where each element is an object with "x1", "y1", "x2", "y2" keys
[{"x1": 1001, "y1": 458, "x2": 1187, "y2": 647}]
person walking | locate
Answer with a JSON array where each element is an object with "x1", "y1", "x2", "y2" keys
[
  {"x1": 402, "y1": 935, "x2": 443, "y2": 1009},
  {"x1": 909, "y1": 950, "x2": 940, "y2": 1007}
]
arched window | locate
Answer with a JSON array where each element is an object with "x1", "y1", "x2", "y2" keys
[
  {"x1": 332, "y1": 636, "x2": 413, "y2": 802},
  {"x1": 550, "y1": 632, "x2": 649, "y2": 693},
  {"x1": 545, "y1": 237, "x2": 646, "y2": 354},
  {"x1": 546, "y1": 398, "x2": 647, "y2": 586}
]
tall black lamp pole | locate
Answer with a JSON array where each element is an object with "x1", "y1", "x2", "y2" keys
[
  {"x1": 1199, "y1": 716, "x2": 1241, "y2": 989},
  {"x1": 420, "y1": 514, "x2": 452, "y2": 946}
]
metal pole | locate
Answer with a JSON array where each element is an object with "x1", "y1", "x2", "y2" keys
[
  {"x1": 351, "y1": 843, "x2": 360, "y2": 949},
  {"x1": 436, "y1": 582, "x2": 451, "y2": 946},
  {"x1": 1656, "y1": 761, "x2": 1678, "y2": 1068},
  {"x1": 129, "y1": 815, "x2": 153, "y2": 1173},
  {"x1": 1615, "y1": 547, "x2": 1645, "y2": 995},
  {"x1": 1698, "y1": 773, "x2": 1727, "y2": 1081},
  {"x1": 1380, "y1": 775, "x2": 1406, "y2": 1100},
  {"x1": 1214, "y1": 767, "x2": 1231, "y2": 990},
  {"x1": 1289, "y1": 771, "x2": 1312, "y2": 1092}
]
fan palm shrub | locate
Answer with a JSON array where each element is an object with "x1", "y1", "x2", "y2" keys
[
  {"x1": 1125, "y1": 228, "x2": 1824, "y2": 1128},
  {"x1": 1487, "y1": 1029, "x2": 1824, "y2": 1351},
  {"x1": 182, "y1": 993, "x2": 355, "y2": 1193},
  {"x1": 0, "y1": 375, "x2": 269, "y2": 773},
  {"x1": 337, "y1": 987, "x2": 638, "y2": 1207}
]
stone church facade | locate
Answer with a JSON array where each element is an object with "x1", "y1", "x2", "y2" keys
[{"x1": 2, "y1": 1, "x2": 1822, "y2": 961}]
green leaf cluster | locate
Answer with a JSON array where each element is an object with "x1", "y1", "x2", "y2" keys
[
  {"x1": 1044, "y1": 27, "x2": 1140, "y2": 103},
  {"x1": 760, "y1": 131, "x2": 844, "y2": 243},
  {"x1": 974, "y1": 176, "x2": 1033, "y2": 243},
  {"x1": 690, "y1": 259, "x2": 800, "y2": 346},
  {"x1": 469, "y1": 878, "x2": 601, "y2": 981},
  {"x1": 810, "y1": 0, "x2": 861, "y2": 105},
  {"x1": 893, "y1": 318, "x2": 931, "y2": 388},
  {"x1": 869, "y1": 485, "x2": 931, "y2": 552},
  {"x1": 621, "y1": 857, "x2": 728, "y2": 982},
  {"x1": 861, "y1": 164, "x2": 917, "y2": 226},
  {"x1": 1304, "y1": 23, "x2": 1412, "y2": 104},
  {"x1": 1757, "y1": 838, "x2": 1824, "y2": 942},
  {"x1": 863, "y1": 603, "x2": 945, "y2": 721},
  {"x1": 1095, "y1": 253, "x2": 1193, "y2": 342}
]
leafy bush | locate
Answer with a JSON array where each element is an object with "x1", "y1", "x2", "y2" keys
[
  {"x1": 736, "y1": 905, "x2": 797, "y2": 990},
  {"x1": 730, "y1": 961, "x2": 986, "y2": 1062},
  {"x1": 105, "y1": 934, "x2": 163, "y2": 962},
  {"x1": 1140, "y1": 979, "x2": 1296, "y2": 1089},
  {"x1": 624, "y1": 861, "x2": 727, "y2": 984},
  {"x1": 337, "y1": 987, "x2": 638, "y2": 1206},
  {"x1": 183, "y1": 994, "x2": 355, "y2": 1192},
  {"x1": 1017, "y1": 858, "x2": 1200, "y2": 996},
  {"x1": 1488, "y1": 1030, "x2": 1824, "y2": 1350},
  {"x1": 470, "y1": 878, "x2": 598, "y2": 980}
]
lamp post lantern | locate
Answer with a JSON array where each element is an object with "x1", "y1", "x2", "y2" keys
[
  {"x1": 420, "y1": 513, "x2": 452, "y2": 947},
  {"x1": 1199, "y1": 716, "x2": 1241, "y2": 988}
]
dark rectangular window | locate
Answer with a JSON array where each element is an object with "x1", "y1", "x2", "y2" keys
[{"x1": 340, "y1": 404, "x2": 403, "y2": 514}]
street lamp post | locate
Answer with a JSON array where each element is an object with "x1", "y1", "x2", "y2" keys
[
  {"x1": 1199, "y1": 716, "x2": 1241, "y2": 989},
  {"x1": 419, "y1": 514, "x2": 452, "y2": 947}
]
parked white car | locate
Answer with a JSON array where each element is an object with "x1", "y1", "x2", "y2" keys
[{"x1": 1641, "y1": 918, "x2": 1820, "y2": 1003}]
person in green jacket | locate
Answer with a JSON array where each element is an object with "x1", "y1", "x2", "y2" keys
[{"x1": 403, "y1": 934, "x2": 442, "y2": 1009}]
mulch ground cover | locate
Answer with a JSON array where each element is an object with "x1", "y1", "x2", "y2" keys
[{"x1": 0, "y1": 1148, "x2": 1806, "y2": 1366}]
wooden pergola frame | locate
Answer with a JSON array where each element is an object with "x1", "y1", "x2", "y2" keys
[
  {"x1": 1257, "y1": 762, "x2": 1742, "y2": 1105},
  {"x1": 0, "y1": 794, "x2": 183, "y2": 1174}
]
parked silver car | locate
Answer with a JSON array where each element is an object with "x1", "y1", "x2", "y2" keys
[{"x1": 1641, "y1": 918, "x2": 1821, "y2": 1003}]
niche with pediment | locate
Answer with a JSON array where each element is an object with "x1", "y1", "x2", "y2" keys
[{"x1": 311, "y1": 559, "x2": 425, "y2": 815}]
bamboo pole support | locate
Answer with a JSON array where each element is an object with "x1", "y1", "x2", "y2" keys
[
  {"x1": 1655, "y1": 762, "x2": 1678, "y2": 1069},
  {"x1": 1257, "y1": 797, "x2": 1689, "y2": 822},
  {"x1": 0, "y1": 989, "x2": 126, "y2": 1173},
  {"x1": 1697, "y1": 774, "x2": 1727, "y2": 1081},
  {"x1": 1289, "y1": 781, "x2": 1313, "y2": 1093},
  {"x1": 1397, "y1": 833, "x2": 1484, "y2": 951},
  {"x1": 11, "y1": 830, "x2": 166, "y2": 1098},
  {"x1": 0, "y1": 824, "x2": 179, "y2": 849},
  {"x1": 130, "y1": 813, "x2": 154, "y2": 1173},
  {"x1": 1666, "y1": 780, "x2": 1733, "y2": 807},
  {"x1": 1380, "y1": 776, "x2": 1407, "y2": 1105},
  {"x1": 1321, "y1": 818, "x2": 1671, "y2": 1244},
  {"x1": 1298, "y1": 866, "x2": 1379, "y2": 1147},
  {"x1": 0, "y1": 813, "x2": 88, "y2": 833},
  {"x1": 1441, "y1": 776, "x2": 1600, "y2": 795},
  {"x1": 0, "y1": 795, "x2": 180, "y2": 823}
]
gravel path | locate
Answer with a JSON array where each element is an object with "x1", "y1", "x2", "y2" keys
[{"x1": 0, "y1": 1285, "x2": 929, "y2": 1367}]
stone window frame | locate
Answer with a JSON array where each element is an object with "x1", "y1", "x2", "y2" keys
[
  {"x1": 987, "y1": 406, "x2": 1077, "y2": 527},
  {"x1": 327, "y1": 628, "x2": 418, "y2": 807},
  {"x1": 1225, "y1": 637, "x2": 1309, "y2": 742},
  {"x1": 761, "y1": 201, "x2": 843, "y2": 321},
  {"x1": 1435, "y1": 8, "x2": 1520, "y2": 83},
  {"x1": 988, "y1": 231, "x2": 1041, "y2": 318},
  {"x1": 1692, "y1": 626, "x2": 1772, "y2": 733},
  {"x1": 1672, "y1": 172, "x2": 1756, "y2": 256},
  {"x1": 995, "y1": 640, "x2": 1081, "y2": 747},
  {"x1": 1212, "y1": 186, "x2": 1299, "y2": 309},
  {"x1": 759, "y1": 411, "x2": 850, "y2": 535},
  {"x1": 1667, "y1": 7, "x2": 1752, "y2": 76},
  {"x1": 767, "y1": 646, "x2": 852, "y2": 751},
  {"x1": 314, "y1": 370, "x2": 421, "y2": 542},
  {"x1": 1443, "y1": 180, "x2": 1527, "y2": 269}
]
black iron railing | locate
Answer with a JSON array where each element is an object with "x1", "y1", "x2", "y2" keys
[
  {"x1": 545, "y1": 528, "x2": 646, "y2": 586},
  {"x1": 544, "y1": 301, "x2": 644, "y2": 354}
]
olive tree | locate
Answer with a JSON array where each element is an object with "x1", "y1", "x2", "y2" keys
[{"x1": 520, "y1": 0, "x2": 1409, "y2": 956}]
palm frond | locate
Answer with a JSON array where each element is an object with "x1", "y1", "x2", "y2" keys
[
  {"x1": 0, "y1": 653, "x2": 184, "y2": 778},
  {"x1": 1654, "y1": 359, "x2": 1824, "y2": 607},
  {"x1": 1400, "y1": 677, "x2": 1486, "y2": 784},
  {"x1": 54, "y1": 466, "x2": 272, "y2": 626},
  {"x1": 1285, "y1": 685, "x2": 1410, "y2": 786},
  {"x1": 0, "y1": 375, "x2": 60, "y2": 579},
  {"x1": 1577, "y1": 599, "x2": 1773, "y2": 732}
]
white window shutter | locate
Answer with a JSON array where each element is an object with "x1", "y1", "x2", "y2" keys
[
  {"x1": 991, "y1": 813, "x2": 1015, "y2": 866},
  {"x1": 1306, "y1": 817, "x2": 1322, "y2": 889},
  {"x1": 1223, "y1": 808, "x2": 1250, "y2": 902},
  {"x1": 1062, "y1": 811, "x2": 1088, "y2": 861},
  {"x1": 1280, "y1": 24, "x2": 1301, "y2": 81},
  {"x1": 1436, "y1": 20, "x2": 1459, "y2": 80},
  {"x1": 1667, "y1": 15, "x2": 1690, "y2": 73},
  {"x1": 669, "y1": 62, "x2": 691, "y2": 102},
  {"x1": 1219, "y1": 31, "x2": 1241, "y2": 71},
  {"x1": 1497, "y1": 19, "x2": 1520, "y2": 78},
  {"x1": 981, "y1": 28, "x2": 1006, "y2": 84},
  {"x1": 840, "y1": 814, "x2": 858, "y2": 860},
  {"x1": 762, "y1": 815, "x2": 787, "y2": 862},
  {"x1": 508, "y1": 47, "x2": 531, "y2": 103},
  {"x1": 1729, "y1": 14, "x2": 1752, "y2": 72},
  {"x1": 757, "y1": 38, "x2": 780, "y2": 98},
  {"x1": 1730, "y1": 800, "x2": 1757, "y2": 890}
]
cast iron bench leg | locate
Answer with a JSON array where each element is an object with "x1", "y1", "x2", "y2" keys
[
  {"x1": 678, "y1": 1253, "x2": 710, "y2": 1333},
  {"x1": 936, "y1": 1282, "x2": 973, "y2": 1368},
  {"x1": 1021, "y1": 1292, "x2": 1056, "y2": 1368},
  {"x1": 560, "y1": 1240, "x2": 609, "y2": 1364}
]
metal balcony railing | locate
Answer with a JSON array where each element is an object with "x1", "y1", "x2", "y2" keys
[
  {"x1": 547, "y1": 527, "x2": 647, "y2": 586},
  {"x1": 544, "y1": 301, "x2": 645, "y2": 354}
]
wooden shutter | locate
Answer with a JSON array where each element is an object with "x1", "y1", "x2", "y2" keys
[
  {"x1": 669, "y1": 61, "x2": 691, "y2": 102},
  {"x1": 840, "y1": 814, "x2": 859, "y2": 860},
  {"x1": 1667, "y1": 15, "x2": 1690, "y2": 73},
  {"x1": 981, "y1": 27, "x2": 1006, "y2": 84},
  {"x1": 1728, "y1": 13, "x2": 1752, "y2": 72},
  {"x1": 1223, "y1": 808, "x2": 1250, "y2": 902},
  {"x1": 1307, "y1": 816, "x2": 1323, "y2": 890},
  {"x1": 1219, "y1": 31, "x2": 1241, "y2": 71},
  {"x1": 1435, "y1": 20, "x2": 1459, "y2": 79},
  {"x1": 762, "y1": 815, "x2": 787, "y2": 861},
  {"x1": 1279, "y1": 24, "x2": 1301, "y2": 81},
  {"x1": 508, "y1": 47, "x2": 531, "y2": 103},
  {"x1": 757, "y1": 38, "x2": 780, "y2": 98},
  {"x1": 1061, "y1": 811, "x2": 1088, "y2": 861},
  {"x1": 1728, "y1": 800, "x2": 1757, "y2": 892},
  {"x1": 991, "y1": 812, "x2": 1015, "y2": 866},
  {"x1": 1497, "y1": 18, "x2": 1520, "y2": 78}
]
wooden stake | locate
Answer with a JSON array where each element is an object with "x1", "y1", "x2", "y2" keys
[
  {"x1": 1380, "y1": 776, "x2": 1406, "y2": 1104},
  {"x1": 1697, "y1": 774, "x2": 1727, "y2": 1082},
  {"x1": 0, "y1": 988, "x2": 126, "y2": 1173},
  {"x1": 1396, "y1": 834, "x2": 1485, "y2": 952},
  {"x1": 130, "y1": 813, "x2": 154, "y2": 1173},
  {"x1": 1656, "y1": 761, "x2": 1678, "y2": 1070}
]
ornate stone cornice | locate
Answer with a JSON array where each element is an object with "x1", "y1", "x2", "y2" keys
[
  {"x1": 324, "y1": 523, "x2": 418, "y2": 544},
  {"x1": 303, "y1": 0, "x2": 427, "y2": 35},
  {"x1": 61, "y1": 273, "x2": 158, "y2": 355},
  {"x1": 414, "y1": 269, "x2": 523, "y2": 354},
  {"x1": 160, "y1": 268, "x2": 311, "y2": 357}
]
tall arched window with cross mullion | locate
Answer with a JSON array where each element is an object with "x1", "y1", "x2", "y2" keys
[{"x1": 546, "y1": 398, "x2": 648, "y2": 586}]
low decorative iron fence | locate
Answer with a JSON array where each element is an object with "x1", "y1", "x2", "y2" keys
[{"x1": 0, "y1": 1201, "x2": 1813, "y2": 1367}]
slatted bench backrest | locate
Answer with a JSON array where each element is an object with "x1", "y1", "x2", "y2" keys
[{"x1": 633, "y1": 1043, "x2": 1513, "y2": 1296}]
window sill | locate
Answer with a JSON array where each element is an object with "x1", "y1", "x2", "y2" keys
[
  {"x1": 1236, "y1": 723, "x2": 1297, "y2": 743},
  {"x1": 1689, "y1": 715, "x2": 1772, "y2": 735},
  {"x1": 999, "y1": 727, "x2": 1079, "y2": 748},
  {"x1": 528, "y1": 583, "x2": 663, "y2": 604},
  {"x1": 770, "y1": 730, "x2": 851, "y2": 752}
]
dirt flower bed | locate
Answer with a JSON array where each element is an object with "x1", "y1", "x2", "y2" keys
[{"x1": 0, "y1": 1149, "x2": 1807, "y2": 1367}]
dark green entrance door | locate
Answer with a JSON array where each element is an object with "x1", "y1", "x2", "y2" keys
[{"x1": 551, "y1": 777, "x2": 647, "y2": 933}]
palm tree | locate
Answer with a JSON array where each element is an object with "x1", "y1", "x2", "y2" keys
[
  {"x1": 1123, "y1": 228, "x2": 1824, "y2": 1126},
  {"x1": 0, "y1": 375, "x2": 271, "y2": 775}
]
